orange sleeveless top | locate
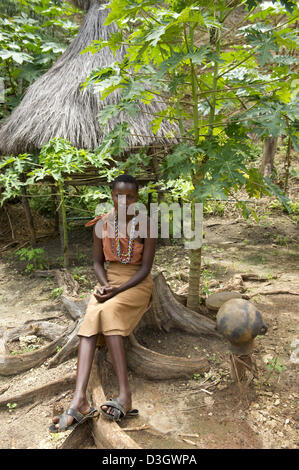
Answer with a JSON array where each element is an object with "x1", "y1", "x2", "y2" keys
[{"x1": 85, "y1": 209, "x2": 144, "y2": 265}]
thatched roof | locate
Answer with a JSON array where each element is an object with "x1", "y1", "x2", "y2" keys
[{"x1": 0, "y1": 0, "x2": 179, "y2": 157}]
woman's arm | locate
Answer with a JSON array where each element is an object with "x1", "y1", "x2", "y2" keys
[
  {"x1": 92, "y1": 225, "x2": 110, "y2": 287},
  {"x1": 94, "y1": 217, "x2": 157, "y2": 302}
]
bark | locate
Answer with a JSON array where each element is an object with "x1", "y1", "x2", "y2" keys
[
  {"x1": 0, "y1": 374, "x2": 76, "y2": 409},
  {"x1": 5, "y1": 320, "x2": 65, "y2": 343},
  {"x1": 60, "y1": 295, "x2": 89, "y2": 320},
  {"x1": 260, "y1": 136, "x2": 277, "y2": 177},
  {"x1": 125, "y1": 334, "x2": 209, "y2": 380},
  {"x1": 138, "y1": 272, "x2": 220, "y2": 338},
  {"x1": 55, "y1": 270, "x2": 80, "y2": 297},
  {"x1": 59, "y1": 421, "x2": 94, "y2": 449},
  {"x1": 0, "y1": 321, "x2": 76, "y2": 376},
  {"x1": 187, "y1": 247, "x2": 202, "y2": 312},
  {"x1": 46, "y1": 319, "x2": 81, "y2": 368},
  {"x1": 284, "y1": 136, "x2": 292, "y2": 194}
]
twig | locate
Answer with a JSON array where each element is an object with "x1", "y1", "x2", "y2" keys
[
  {"x1": 199, "y1": 388, "x2": 213, "y2": 395},
  {"x1": 0, "y1": 240, "x2": 30, "y2": 253},
  {"x1": 122, "y1": 424, "x2": 150, "y2": 432},
  {"x1": 178, "y1": 405, "x2": 206, "y2": 412},
  {"x1": 249, "y1": 289, "x2": 299, "y2": 297},
  {"x1": 181, "y1": 438, "x2": 198, "y2": 446}
]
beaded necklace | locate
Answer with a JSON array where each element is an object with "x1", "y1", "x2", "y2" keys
[{"x1": 112, "y1": 211, "x2": 136, "y2": 264}]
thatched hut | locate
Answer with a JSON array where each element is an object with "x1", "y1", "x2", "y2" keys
[
  {"x1": 0, "y1": 0, "x2": 179, "y2": 156},
  {"x1": 0, "y1": 0, "x2": 181, "y2": 259}
]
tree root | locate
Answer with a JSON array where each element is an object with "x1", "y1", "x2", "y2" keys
[
  {"x1": 59, "y1": 420, "x2": 94, "y2": 449},
  {"x1": 249, "y1": 289, "x2": 299, "y2": 297},
  {"x1": 55, "y1": 269, "x2": 80, "y2": 297},
  {"x1": 125, "y1": 334, "x2": 209, "y2": 380},
  {"x1": 60, "y1": 295, "x2": 89, "y2": 320},
  {"x1": 136, "y1": 272, "x2": 221, "y2": 338},
  {"x1": 46, "y1": 295, "x2": 89, "y2": 368},
  {"x1": 0, "y1": 373, "x2": 76, "y2": 409},
  {"x1": 0, "y1": 321, "x2": 76, "y2": 376},
  {"x1": 46, "y1": 319, "x2": 81, "y2": 369},
  {"x1": 0, "y1": 270, "x2": 222, "y2": 382}
]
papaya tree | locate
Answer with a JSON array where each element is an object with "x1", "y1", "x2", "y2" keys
[{"x1": 69, "y1": 0, "x2": 299, "y2": 308}]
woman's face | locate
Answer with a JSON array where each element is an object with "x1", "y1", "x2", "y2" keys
[{"x1": 111, "y1": 182, "x2": 138, "y2": 214}]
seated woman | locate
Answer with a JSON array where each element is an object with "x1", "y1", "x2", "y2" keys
[{"x1": 50, "y1": 174, "x2": 157, "y2": 431}]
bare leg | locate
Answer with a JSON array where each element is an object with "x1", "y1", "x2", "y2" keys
[
  {"x1": 101, "y1": 335, "x2": 132, "y2": 417},
  {"x1": 52, "y1": 334, "x2": 98, "y2": 428}
]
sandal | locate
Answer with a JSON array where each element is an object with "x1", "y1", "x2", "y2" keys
[
  {"x1": 49, "y1": 406, "x2": 99, "y2": 433},
  {"x1": 100, "y1": 398, "x2": 139, "y2": 422}
]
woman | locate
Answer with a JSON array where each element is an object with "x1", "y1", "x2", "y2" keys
[{"x1": 50, "y1": 174, "x2": 156, "y2": 432}]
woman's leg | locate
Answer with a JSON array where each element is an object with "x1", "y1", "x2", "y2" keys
[
  {"x1": 52, "y1": 334, "x2": 98, "y2": 428},
  {"x1": 101, "y1": 335, "x2": 132, "y2": 416}
]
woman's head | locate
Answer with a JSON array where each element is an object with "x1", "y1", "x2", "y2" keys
[{"x1": 111, "y1": 174, "x2": 138, "y2": 212}]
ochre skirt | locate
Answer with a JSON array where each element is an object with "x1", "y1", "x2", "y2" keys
[{"x1": 77, "y1": 261, "x2": 153, "y2": 347}]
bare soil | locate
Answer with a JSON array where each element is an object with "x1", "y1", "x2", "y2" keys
[{"x1": 0, "y1": 205, "x2": 298, "y2": 450}]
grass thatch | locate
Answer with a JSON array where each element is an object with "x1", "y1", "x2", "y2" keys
[{"x1": 0, "y1": 0, "x2": 179, "y2": 157}]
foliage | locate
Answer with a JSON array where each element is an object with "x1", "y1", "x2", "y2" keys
[
  {"x1": 6, "y1": 402, "x2": 17, "y2": 412},
  {"x1": 15, "y1": 247, "x2": 48, "y2": 272},
  {"x1": 26, "y1": 137, "x2": 113, "y2": 183},
  {"x1": 0, "y1": 0, "x2": 80, "y2": 119},
  {"x1": 73, "y1": 267, "x2": 88, "y2": 286},
  {"x1": 81, "y1": 0, "x2": 298, "y2": 217},
  {"x1": 49, "y1": 287, "x2": 63, "y2": 299},
  {"x1": 0, "y1": 137, "x2": 115, "y2": 211},
  {"x1": 0, "y1": 153, "x2": 36, "y2": 202}
]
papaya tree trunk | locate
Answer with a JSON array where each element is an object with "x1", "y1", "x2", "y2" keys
[
  {"x1": 186, "y1": 246, "x2": 202, "y2": 311},
  {"x1": 260, "y1": 136, "x2": 277, "y2": 177},
  {"x1": 284, "y1": 136, "x2": 292, "y2": 194},
  {"x1": 186, "y1": 24, "x2": 202, "y2": 311}
]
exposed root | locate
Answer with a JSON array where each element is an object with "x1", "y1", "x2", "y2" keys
[
  {"x1": 47, "y1": 319, "x2": 81, "y2": 368},
  {"x1": 0, "y1": 321, "x2": 76, "y2": 376},
  {"x1": 55, "y1": 269, "x2": 80, "y2": 297},
  {"x1": 0, "y1": 373, "x2": 76, "y2": 409},
  {"x1": 136, "y1": 272, "x2": 221, "y2": 338},
  {"x1": 60, "y1": 295, "x2": 88, "y2": 320},
  {"x1": 125, "y1": 334, "x2": 209, "y2": 380}
]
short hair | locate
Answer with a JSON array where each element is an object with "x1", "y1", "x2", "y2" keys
[{"x1": 111, "y1": 174, "x2": 139, "y2": 192}]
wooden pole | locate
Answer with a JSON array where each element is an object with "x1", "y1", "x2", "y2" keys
[
  {"x1": 20, "y1": 182, "x2": 36, "y2": 247},
  {"x1": 58, "y1": 181, "x2": 69, "y2": 268},
  {"x1": 51, "y1": 185, "x2": 59, "y2": 234},
  {"x1": 147, "y1": 191, "x2": 152, "y2": 215}
]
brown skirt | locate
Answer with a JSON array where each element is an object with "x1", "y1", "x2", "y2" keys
[{"x1": 77, "y1": 261, "x2": 153, "y2": 347}]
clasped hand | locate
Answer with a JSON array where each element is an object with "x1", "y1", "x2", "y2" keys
[{"x1": 94, "y1": 285, "x2": 119, "y2": 303}]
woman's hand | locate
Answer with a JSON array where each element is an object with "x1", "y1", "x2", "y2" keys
[{"x1": 93, "y1": 285, "x2": 119, "y2": 303}]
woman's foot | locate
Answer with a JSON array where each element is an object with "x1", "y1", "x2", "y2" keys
[
  {"x1": 52, "y1": 395, "x2": 92, "y2": 429},
  {"x1": 101, "y1": 393, "x2": 132, "y2": 419}
]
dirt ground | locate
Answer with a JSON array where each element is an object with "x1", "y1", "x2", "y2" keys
[{"x1": 0, "y1": 203, "x2": 298, "y2": 450}]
